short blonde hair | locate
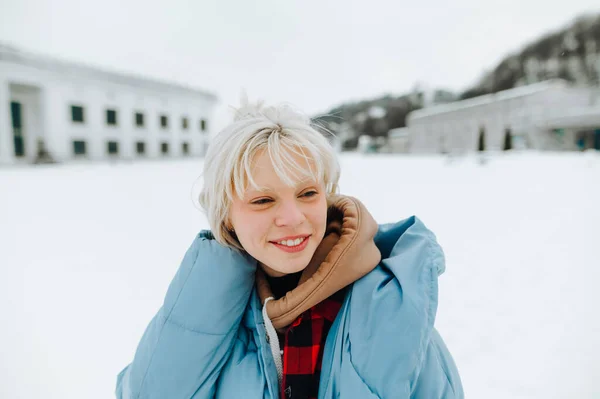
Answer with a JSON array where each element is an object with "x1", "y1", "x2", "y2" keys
[{"x1": 198, "y1": 99, "x2": 340, "y2": 250}]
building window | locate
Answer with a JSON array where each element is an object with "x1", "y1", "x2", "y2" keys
[
  {"x1": 135, "y1": 112, "x2": 145, "y2": 127},
  {"x1": 160, "y1": 115, "x2": 169, "y2": 129},
  {"x1": 73, "y1": 140, "x2": 87, "y2": 155},
  {"x1": 106, "y1": 109, "x2": 118, "y2": 126},
  {"x1": 478, "y1": 127, "x2": 486, "y2": 152},
  {"x1": 161, "y1": 142, "x2": 169, "y2": 155},
  {"x1": 503, "y1": 128, "x2": 513, "y2": 151},
  {"x1": 11, "y1": 101, "x2": 25, "y2": 157},
  {"x1": 136, "y1": 141, "x2": 146, "y2": 155},
  {"x1": 182, "y1": 142, "x2": 189, "y2": 155},
  {"x1": 200, "y1": 119, "x2": 207, "y2": 132},
  {"x1": 71, "y1": 106, "x2": 85, "y2": 123},
  {"x1": 182, "y1": 117, "x2": 188, "y2": 130},
  {"x1": 107, "y1": 141, "x2": 119, "y2": 155}
]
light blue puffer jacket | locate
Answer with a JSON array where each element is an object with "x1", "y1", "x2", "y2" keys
[{"x1": 116, "y1": 216, "x2": 463, "y2": 398}]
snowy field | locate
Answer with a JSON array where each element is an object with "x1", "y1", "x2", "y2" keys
[{"x1": 0, "y1": 151, "x2": 599, "y2": 399}]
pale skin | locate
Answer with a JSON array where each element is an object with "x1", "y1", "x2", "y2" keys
[{"x1": 228, "y1": 149, "x2": 328, "y2": 277}]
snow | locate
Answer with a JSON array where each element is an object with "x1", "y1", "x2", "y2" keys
[{"x1": 1, "y1": 151, "x2": 599, "y2": 398}]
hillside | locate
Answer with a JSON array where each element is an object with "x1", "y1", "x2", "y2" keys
[
  {"x1": 317, "y1": 13, "x2": 600, "y2": 148},
  {"x1": 461, "y1": 13, "x2": 600, "y2": 99}
]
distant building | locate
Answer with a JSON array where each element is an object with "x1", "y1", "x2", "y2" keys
[
  {"x1": 406, "y1": 80, "x2": 600, "y2": 154},
  {"x1": 387, "y1": 127, "x2": 410, "y2": 153},
  {"x1": 0, "y1": 44, "x2": 217, "y2": 165}
]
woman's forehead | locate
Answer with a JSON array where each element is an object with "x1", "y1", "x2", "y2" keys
[
  {"x1": 231, "y1": 146, "x2": 325, "y2": 200},
  {"x1": 252, "y1": 146, "x2": 316, "y2": 167},
  {"x1": 247, "y1": 149, "x2": 319, "y2": 182}
]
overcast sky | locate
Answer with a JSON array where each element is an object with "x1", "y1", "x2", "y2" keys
[{"x1": 1, "y1": 0, "x2": 599, "y2": 129}]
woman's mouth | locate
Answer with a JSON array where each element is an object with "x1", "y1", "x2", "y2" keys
[{"x1": 270, "y1": 235, "x2": 310, "y2": 253}]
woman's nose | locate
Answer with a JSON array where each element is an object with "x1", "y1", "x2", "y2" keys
[{"x1": 274, "y1": 200, "x2": 306, "y2": 227}]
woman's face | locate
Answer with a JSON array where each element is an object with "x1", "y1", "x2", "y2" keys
[{"x1": 229, "y1": 150, "x2": 328, "y2": 277}]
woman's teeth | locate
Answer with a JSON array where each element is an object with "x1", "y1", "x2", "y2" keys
[{"x1": 277, "y1": 237, "x2": 305, "y2": 247}]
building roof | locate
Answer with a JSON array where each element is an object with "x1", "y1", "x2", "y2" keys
[
  {"x1": 0, "y1": 43, "x2": 217, "y2": 100},
  {"x1": 407, "y1": 79, "x2": 568, "y2": 121}
]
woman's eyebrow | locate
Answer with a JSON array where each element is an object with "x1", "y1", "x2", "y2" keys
[
  {"x1": 244, "y1": 187, "x2": 273, "y2": 196},
  {"x1": 246, "y1": 180, "x2": 318, "y2": 195}
]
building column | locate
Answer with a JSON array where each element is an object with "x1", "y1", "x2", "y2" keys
[{"x1": 0, "y1": 80, "x2": 14, "y2": 165}]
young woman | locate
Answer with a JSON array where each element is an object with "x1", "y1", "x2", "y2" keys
[{"x1": 115, "y1": 100, "x2": 463, "y2": 399}]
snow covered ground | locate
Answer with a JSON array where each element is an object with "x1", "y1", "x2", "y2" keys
[{"x1": 0, "y1": 151, "x2": 598, "y2": 399}]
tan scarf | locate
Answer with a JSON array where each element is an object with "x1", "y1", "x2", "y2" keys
[{"x1": 256, "y1": 195, "x2": 381, "y2": 330}]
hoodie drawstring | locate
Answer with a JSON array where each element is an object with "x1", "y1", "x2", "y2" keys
[{"x1": 262, "y1": 297, "x2": 283, "y2": 384}]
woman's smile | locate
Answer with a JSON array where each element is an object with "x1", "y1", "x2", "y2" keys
[{"x1": 270, "y1": 234, "x2": 311, "y2": 253}]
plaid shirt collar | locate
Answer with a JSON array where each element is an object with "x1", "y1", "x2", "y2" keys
[{"x1": 279, "y1": 288, "x2": 346, "y2": 399}]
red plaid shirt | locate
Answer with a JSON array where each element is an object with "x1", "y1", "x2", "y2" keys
[{"x1": 279, "y1": 288, "x2": 346, "y2": 399}]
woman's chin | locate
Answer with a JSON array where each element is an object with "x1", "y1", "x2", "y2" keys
[{"x1": 260, "y1": 257, "x2": 309, "y2": 277}]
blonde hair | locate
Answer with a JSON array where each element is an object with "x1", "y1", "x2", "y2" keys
[{"x1": 198, "y1": 98, "x2": 340, "y2": 250}]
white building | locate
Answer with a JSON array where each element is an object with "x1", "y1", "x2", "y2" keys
[
  {"x1": 386, "y1": 127, "x2": 410, "y2": 153},
  {"x1": 406, "y1": 80, "x2": 600, "y2": 154},
  {"x1": 0, "y1": 44, "x2": 217, "y2": 165}
]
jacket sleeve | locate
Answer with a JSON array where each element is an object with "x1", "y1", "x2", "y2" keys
[
  {"x1": 115, "y1": 232, "x2": 256, "y2": 399},
  {"x1": 349, "y1": 216, "x2": 462, "y2": 398}
]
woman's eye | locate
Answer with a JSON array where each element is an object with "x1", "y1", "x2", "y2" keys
[
  {"x1": 302, "y1": 191, "x2": 318, "y2": 198},
  {"x1": 252, "y1": 198, "x2": 273, "y2": 205}
]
